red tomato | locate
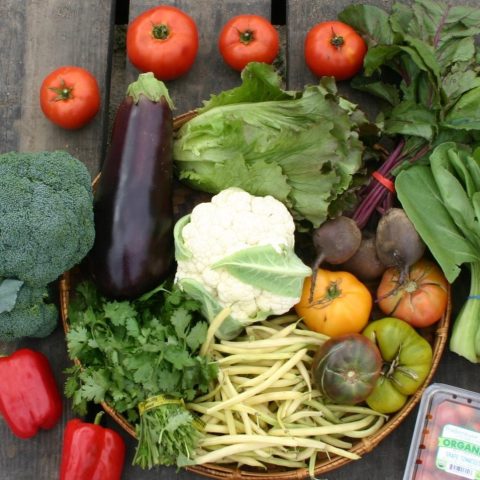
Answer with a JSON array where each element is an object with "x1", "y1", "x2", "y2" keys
[
  {"x1": 218, "y1": 14, "x2": 279, "y2": 71},
  {"x1": 39, "y1": 66, "x2": 100, "y2": 130},
  {"x1": 377, "y1": 258, "x2": 449, "y2": 328},
  {"x1": 433, "y1": 402, "x2": 459, "y2": 427},
  {"x1": 304, "y1": 21, "x2": 367, "y2": 81},
  {"x1": 454, "y1": 403, "x2": 477, "y2": 425},
  {"x1": 127, "y1": 5, "x2": 198, "y2": 81}
]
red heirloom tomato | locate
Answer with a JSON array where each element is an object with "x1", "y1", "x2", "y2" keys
[
  {"x1": 39, "y1": 66, "x2": 100, "y2": 129},
  {"x1": 218, "y1": 14, "x2": 279, "y2": 71},
  {"x1": 127, "y1": 5, "x2": 198, "y2": 81},
  {"x1": 304, "y1": 20, "x2": 367, "y2": 81},
  {"x1": 377, "y1": 258, "x2": 449, "y2": 328}
]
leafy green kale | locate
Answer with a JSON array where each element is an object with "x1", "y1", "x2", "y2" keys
[
  {"x1": 173, "y1": 62, "x2": 373, "y2": 228},
  {"x1": 0, "y1": 150, "x2": 95, "y2": 286},
  {"x1": 65, "y1": 280, "x2": 217, "y2": 467}
]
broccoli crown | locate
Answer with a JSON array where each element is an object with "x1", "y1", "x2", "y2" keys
[
  {"x1": 0, "y1": 283, "x2": 58, "y2": 341},
  {"x1": 0, "y1": 151, "x2": 95, "y2": 285}
]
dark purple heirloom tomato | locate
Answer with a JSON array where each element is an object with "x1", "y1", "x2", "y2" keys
[{"x1": 312, "y1": 333, "x2": 382, "y2": 405}]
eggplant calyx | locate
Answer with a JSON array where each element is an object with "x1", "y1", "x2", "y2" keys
[{"x1": 127, "y1": 72, "x2": 175, "y2": 109}]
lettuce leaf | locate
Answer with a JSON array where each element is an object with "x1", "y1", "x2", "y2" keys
[{"x1": 173, "y1": 63, "x2": 370, "y2": 228}]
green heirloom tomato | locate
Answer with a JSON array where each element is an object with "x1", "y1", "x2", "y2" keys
[
  {"x1": 311, "y1": 333, "x2": 382, "y2": 405},
  {"x1": 363, "y1": 317, "x2": 433, "y2": 414}
]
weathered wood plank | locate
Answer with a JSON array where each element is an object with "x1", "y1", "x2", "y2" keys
[
  {"x1": 0, "y1": 0, "x2": 115, "y2": 176},
  {"x1": 286, "y1": 0, "x2": 388, "y2": 117},
  {"x1": 0, "y1": 0, "x2": 115, "y2": 478},
  {"x1": 127, "y1": 0, "x2": 272, "y2": 114}
]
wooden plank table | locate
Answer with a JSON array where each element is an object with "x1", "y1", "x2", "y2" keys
[{"x1": 0, "y1": 0, "x2": 479, "y2": 479}]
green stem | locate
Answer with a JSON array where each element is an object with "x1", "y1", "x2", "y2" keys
[
  {"x1": 450, "y1": 261, "x2": 480, "y2": 363},
  {"x1": 94, "y1": 411, "x2": 105, "y2": 425},
  {"x1": 152, "y1": 23, "x2": 169, "y2": 40},
  {"x1": 239, "y1": 29, "x2": 254, "y2": 45}
]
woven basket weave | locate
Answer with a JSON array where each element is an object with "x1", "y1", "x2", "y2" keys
[{"x1": 60, "y1": 111, "x2": 451, "y2": 480}]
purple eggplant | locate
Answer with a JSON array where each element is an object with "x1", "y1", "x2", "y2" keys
[{"x1": 89, "y1": 73, "x2": 175, "y2": 299}]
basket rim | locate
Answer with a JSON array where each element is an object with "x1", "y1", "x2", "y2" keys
[{"x1": 59, "y1": 110, "x2": 452, "y2": 480}]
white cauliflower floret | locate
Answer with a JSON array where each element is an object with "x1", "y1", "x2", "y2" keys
[{"x1": 174, "y1": 188, "x2": 311, "y2": 336}]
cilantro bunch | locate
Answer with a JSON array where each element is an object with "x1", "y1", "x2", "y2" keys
[
  {"x1": 65, "y1": 280, "x2": 217, "y2": 468},
  {"x1": 338, "y1": 0, "x2": 480, "y2": 227}
]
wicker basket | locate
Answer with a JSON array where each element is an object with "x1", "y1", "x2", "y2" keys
[{"x1": 59, "y1": 111, "x2": 452, "y2": 480}]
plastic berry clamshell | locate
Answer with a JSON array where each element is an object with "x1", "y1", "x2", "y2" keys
[{"x1": 403, "y1": 383, "x2": 480, "y2": 480}]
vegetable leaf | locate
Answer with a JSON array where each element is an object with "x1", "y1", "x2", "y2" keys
[
  {"x1": 444, "y1": 87, "x2": 480, "y2": 131},
  {"x1": 396, "y1": 150, "x2": 480, "y2": 283},
  {"x1": 384, "y1": 101, "x2": 436, "y2": 139},
  {"x1": 212, "y1": 244, "x2": 311, "y2": 297},
  {"x1": 186, "y1": 322, "x2": 208, "y2": 351},
  {"x1": 200, "y1": 62, "x2": 293, "y2": 111},
  {"x1": 338, "y1": 5, "x2": 395, "y2": 46},
  {"x1": 65, "y1": 280, "x2": 217, "y2": 467},
  {"x1": 0, "y1": 278, "x2": 23, "y2": 314},
  {"x1": 174, "y1": 63, "x2": 371, "y2": 228}
]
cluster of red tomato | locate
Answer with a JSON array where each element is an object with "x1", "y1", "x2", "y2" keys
[
  {"x1": 38, "y1": 5, "x2": 367, "y2": 130},
  {"x1": 414, "y1": 398, "x2": 480, "y2": 480},
  {"x1": 125, "y1": 6, "x2": 367, "y2": 80}
]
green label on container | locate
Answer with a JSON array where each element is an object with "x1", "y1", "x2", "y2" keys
[{"x1": 436, "y1": 424, "x2": 480, "y2": 479}]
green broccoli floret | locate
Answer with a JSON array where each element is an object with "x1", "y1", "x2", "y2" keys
[
  {"x1": 0, "y1": 283, "x2": 58, "y2": 341},
  {"x1": 0, "y1": 151, "x2": 95, "y2": 286}
]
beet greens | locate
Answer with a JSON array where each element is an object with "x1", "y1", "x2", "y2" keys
[{"x1": 339, "y1": 0, "x2": 480, "y2": 228}]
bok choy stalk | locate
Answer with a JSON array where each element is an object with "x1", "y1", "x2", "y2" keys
[
  {"x1": 395, "y1": 143, "x2": 480, "y2": 363},
  {"x1": 338, "y1": 0, "x2": 480, "y2": 228}
]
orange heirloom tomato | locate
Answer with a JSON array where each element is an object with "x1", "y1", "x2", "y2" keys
[
  {"x1": 218, "y1": 14, "x2": 279, "y2": 71},
  {"x1": 295, "y1": 269, "x2": 372, "y2": 337},
  {"x1": 127, "y1": 5, "x2": 198, "y2": 81},
  {"x1": 377, "y1": 258, "x2": 449, "y2": 328},
  {"x1": 39, "y1": 66, "x2": 100, "y2": 130}
]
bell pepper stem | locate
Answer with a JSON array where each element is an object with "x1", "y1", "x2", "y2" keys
[{"x1": 94, "y1": 411, "x2": 105, "y2": 426}]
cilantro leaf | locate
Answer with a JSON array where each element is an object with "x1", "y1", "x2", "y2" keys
[{"x1": 65, "y1": 280, "x2": 216, "y2": 468}]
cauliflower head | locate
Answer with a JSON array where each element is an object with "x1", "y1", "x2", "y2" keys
[{"x1": 174, "y1": 188, "x2": 311, "y2": 339}]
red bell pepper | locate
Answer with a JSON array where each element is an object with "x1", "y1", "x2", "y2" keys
[
  {"x1": 60, "y1": 412, "x2": 126, "y2": 480},
  {"x1": 0, "y1": 348, "x2": 62, "y2": 439}
]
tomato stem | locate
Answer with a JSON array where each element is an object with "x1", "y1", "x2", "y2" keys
[
  {"x1": 310, "y1": 280, "x2": 342, "y2": 307},
  {"x1": 152, "y1": 23, "x2": 170, "y2": 40},
  {"x1": 330, "y1": 28, "x2": 344, "y2": 48},
  {"x1": 239, "y1": 29, "x2": 254, "y2": 45},
  {"x1": 48, "y1": 79, "x2": 73, "y2": 102}
]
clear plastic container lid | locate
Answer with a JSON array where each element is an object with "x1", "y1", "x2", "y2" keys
[{"x1": 403, "y1": 383, "x2": 480, "y2": 480}]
